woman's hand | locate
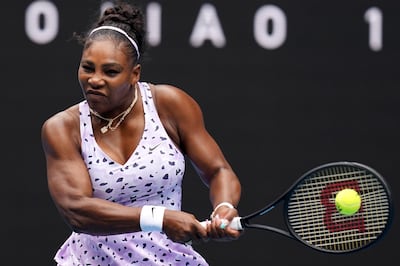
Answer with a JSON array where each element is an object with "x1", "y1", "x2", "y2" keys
[
  {"x1": 206, "y1": 205, "x2": 242, "y2": 241},
  {"x1": 162, "y1": 209, "x2": 208, "y2": 244}
]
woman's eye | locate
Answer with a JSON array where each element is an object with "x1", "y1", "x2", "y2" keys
[
  {"x1": 106, "y1": 69, "x2": 120, "y2": 76},
  {"x1": 81, "y1": 65, "x2": 93, "y2": 72}
]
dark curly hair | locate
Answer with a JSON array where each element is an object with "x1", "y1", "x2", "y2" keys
[{"x1": 80, "y1": 1, "x2": 146, "y2": 65}]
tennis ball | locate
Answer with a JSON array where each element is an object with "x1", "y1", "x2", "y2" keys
[{"x1": 335, "y1": 188, "x2": 361, "y2": 215}]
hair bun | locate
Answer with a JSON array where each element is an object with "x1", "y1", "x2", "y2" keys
[{"x1": 95, "y1": 1, "x2": 146, "y2": 55}]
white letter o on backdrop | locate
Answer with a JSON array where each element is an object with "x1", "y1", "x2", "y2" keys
[
  {"x1": 25, "y1": 1, "x2": 59, "y2": 44},
  {"x1": 254, "y1": 5, "x2": 287, "y2": 50}
]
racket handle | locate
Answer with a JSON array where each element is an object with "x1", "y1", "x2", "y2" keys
[{"x1": 200, "y1": 216, "x2": 243, "y2": 230}]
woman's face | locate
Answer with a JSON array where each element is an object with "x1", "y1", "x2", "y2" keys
[{"x1": 78, "y1": 38, "x2": 140, "y2": 115}]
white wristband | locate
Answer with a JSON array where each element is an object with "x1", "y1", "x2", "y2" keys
[
  {"x1": 140, "y1": 205, "x2": 166, "y2": 232},
  {"x1": 210, "y1": 202, "x2": 235, "y2": 219}
]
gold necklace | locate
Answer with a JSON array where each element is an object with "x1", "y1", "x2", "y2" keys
[{"x1": 89, "y1": 87, "x2": 138, "y2": 134}]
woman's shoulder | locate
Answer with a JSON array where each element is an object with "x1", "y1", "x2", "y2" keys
[
  {"x1": 148, "y1": 82, "x2": 182, "y2": 95},
  {"x1": 146, "y1": 82, "x2": 198, "y2": 107},
  {"x1": 42, "y1": 104, "x2": 80, "y2": 129},
  {"x1": 145, "y1": 82, "x2": 203, "y2": 123},
  {"x1": 41, "y1": 104, "x2": 81, "y2": 142}
]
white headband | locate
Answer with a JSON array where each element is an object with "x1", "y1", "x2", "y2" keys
[{"x1": 89, "y1": 25, "x2": 140, "y2": 59}]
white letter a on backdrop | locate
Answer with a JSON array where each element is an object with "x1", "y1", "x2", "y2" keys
[{"x1": 190, "y1": 3, "x2": 226, "y2": 48}]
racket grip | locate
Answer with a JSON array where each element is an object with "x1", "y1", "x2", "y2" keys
[{"x1": 200, "y1": 216, "x2": 243, "y2": 230}]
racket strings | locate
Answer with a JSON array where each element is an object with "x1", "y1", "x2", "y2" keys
[{"x1": 286, "y1": 165, "x2": 390, "y2": 252}]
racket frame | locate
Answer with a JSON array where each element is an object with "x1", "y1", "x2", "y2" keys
[{"x1": 237, "y1": 161, "x2": 393, "y2": 253}]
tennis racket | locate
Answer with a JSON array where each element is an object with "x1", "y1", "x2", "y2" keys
[{"x1": 206, "y1": 161, "x2": 393, "y2": 253}]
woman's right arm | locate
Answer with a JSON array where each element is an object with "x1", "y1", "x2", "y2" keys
[
  {"x1": 41, "y1": 107, "x2": 206, "y2": 243},
  {"x1": 41, "y1": 107, "x2": 143, "y2": 235}
]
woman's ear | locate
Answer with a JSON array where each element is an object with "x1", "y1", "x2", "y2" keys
[{"x1": 131, "y1": 64, "x2": 141, "y2": 83}]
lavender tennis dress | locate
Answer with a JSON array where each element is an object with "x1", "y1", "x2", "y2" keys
[{"x1": 54, "y1": 82, "x2": 208, "y2": 266}]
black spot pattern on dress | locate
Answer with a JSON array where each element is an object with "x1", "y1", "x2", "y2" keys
[{"x1": 55, "y1": 82, "x2": 208, "y2": 266}]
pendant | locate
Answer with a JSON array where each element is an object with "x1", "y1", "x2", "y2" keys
[{"x1": 101, "y1": 126, "x2": 108, "y2": 134}]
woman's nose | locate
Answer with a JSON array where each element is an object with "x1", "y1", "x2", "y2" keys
[{"x1": 88, "y1": 74, "x2": 105, "y2": 87}]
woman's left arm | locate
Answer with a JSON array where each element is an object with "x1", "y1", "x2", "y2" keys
[{"x1": 153, "y1": 84, "x2": 242, "y2": 240}]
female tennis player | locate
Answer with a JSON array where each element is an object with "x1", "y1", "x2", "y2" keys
[{"x1": 41, "y1": 1, "x2": 241, "y2": 265}]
